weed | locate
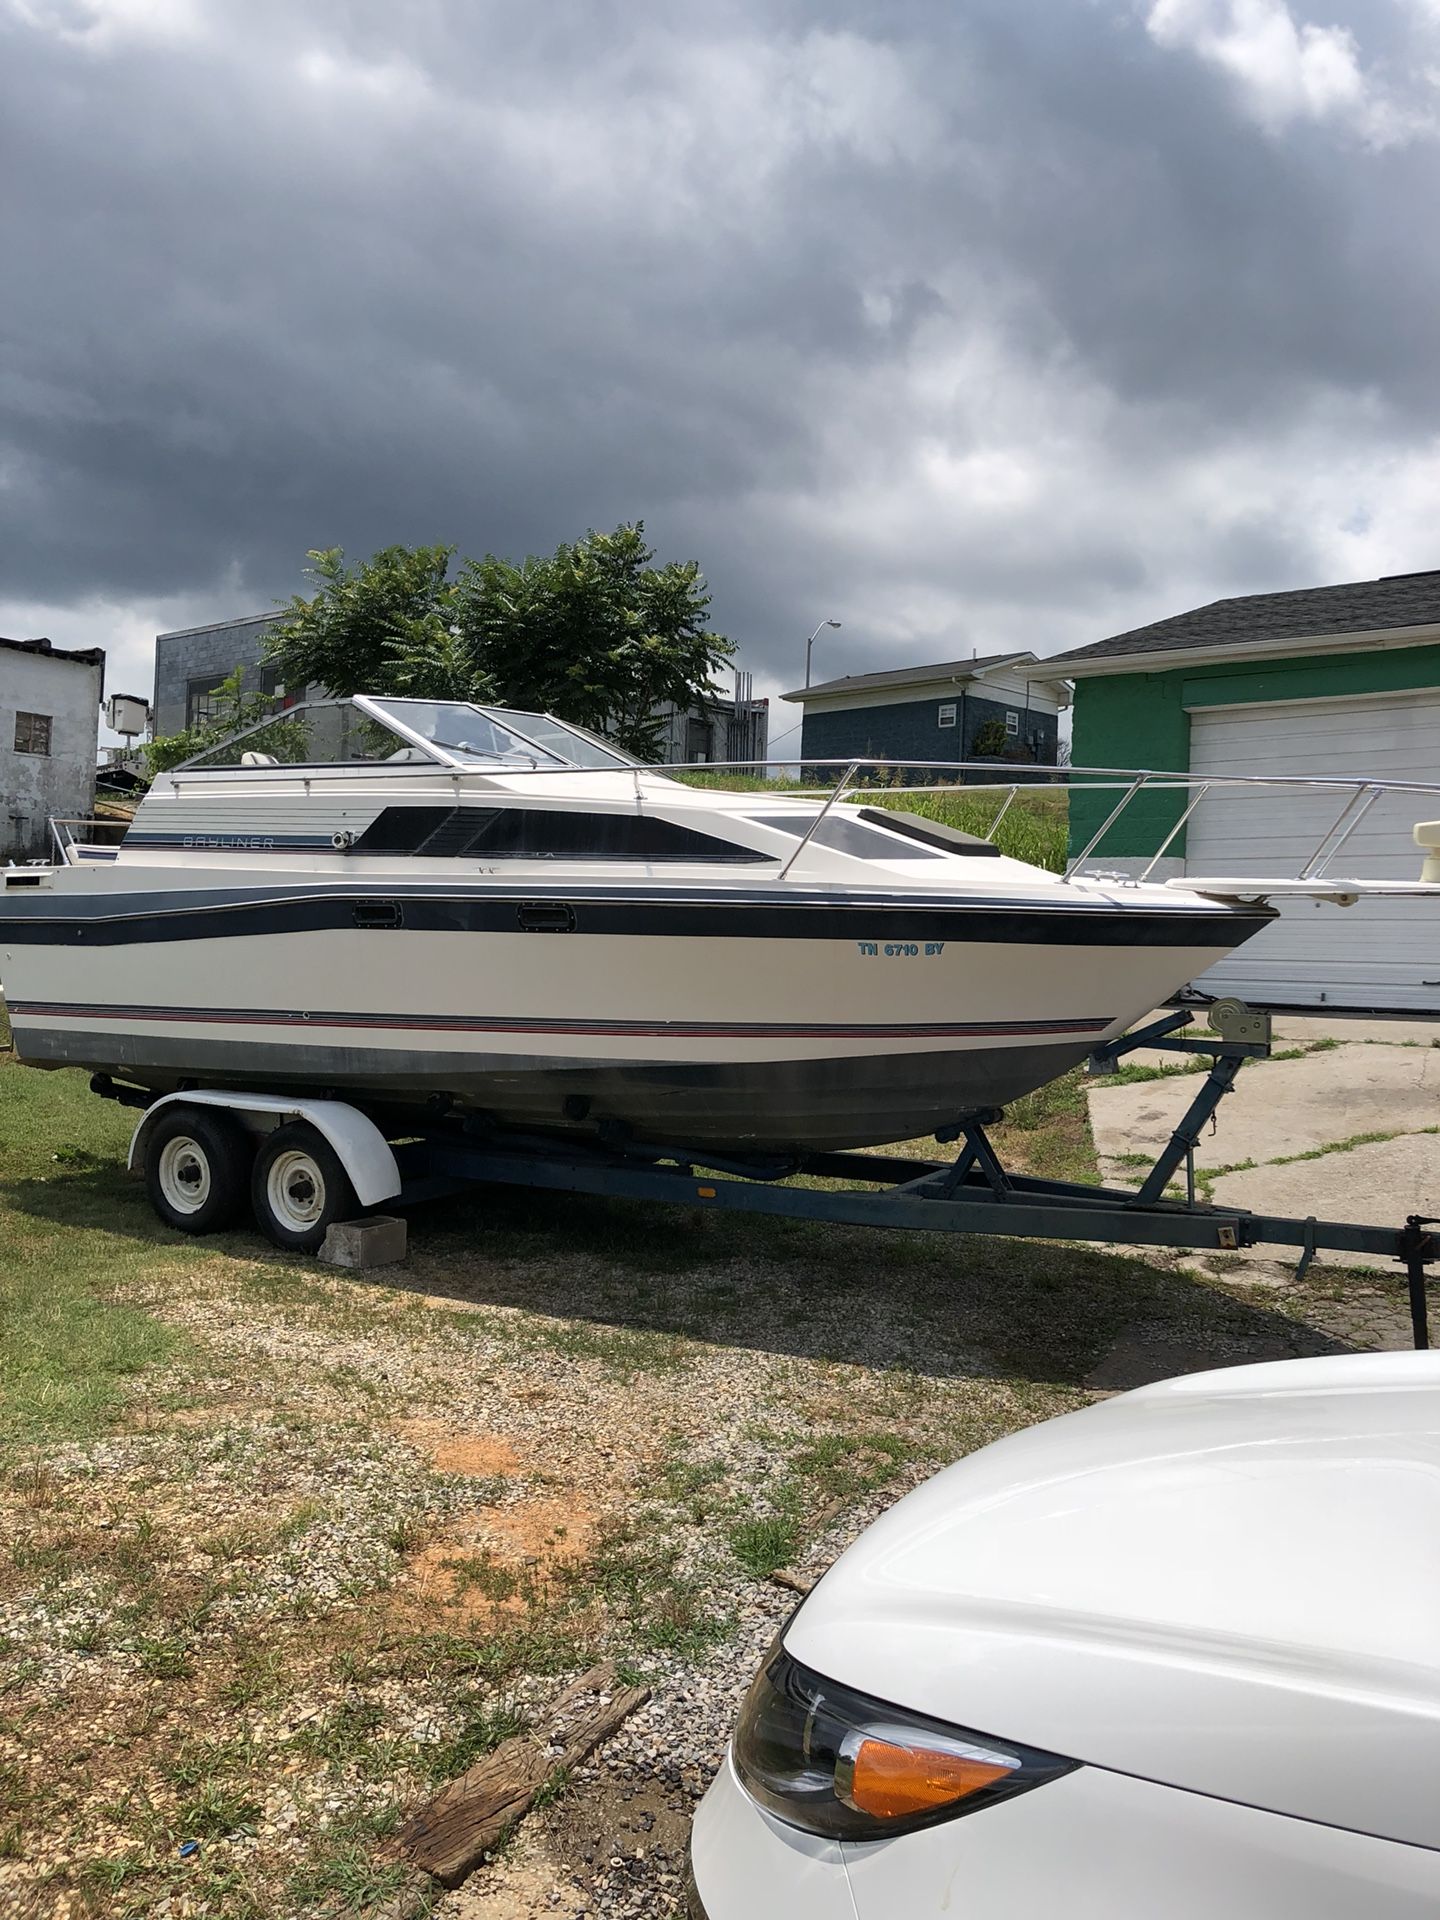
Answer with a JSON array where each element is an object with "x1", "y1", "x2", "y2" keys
[
  {"x1": 276, "y1": 1497, "x2": 331, "y2": 1543},
  {"x1": 385, "y1": 1514, "x2": 426, "y2": 1555},
  {"x1": 729, "y1": 1514, "x2": 801, "y2": 1577},
  {"x1": 287, "y1": 1843, "x2": 423, "y2": 1915},
  {"x1": 1269, "y1": 1125, "x2": 1439, "y2": 1167},
  {"x1": 162, "y1": 1736, "x2": 254, "y2": 1790},
  {"x1": 175, "y1": 1781, "x2": 261, "y2": 1839},
  {"x1": 219, "y1": 1644, "x2": 286, "y2": 1709},
  {"x1": 445, "y1": 1548, "x2": 527, "y2": 1605},
  {"x1": 133, "y1": 1635, "x2": 192, "y2": 1679},
  {"x1": 790, "y1": 1430, "x2": 915, "y2": 1501},
  {"x1": 426, "y1": 1700, "x2": 528, "y2": 1783}
]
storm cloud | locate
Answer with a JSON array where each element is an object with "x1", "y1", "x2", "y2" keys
[{"x1": 3, "y1": 0, "x2": 1440, "y2": 716}]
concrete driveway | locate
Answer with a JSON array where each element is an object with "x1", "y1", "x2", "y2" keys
[{"x1": 1087, "y1": 1013, "x2": 1440, "y2": 1270}]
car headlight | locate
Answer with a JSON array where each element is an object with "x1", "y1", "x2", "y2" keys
[{"x1": 733, "y1": 1642, "x2": 1077, "y2": 1841}]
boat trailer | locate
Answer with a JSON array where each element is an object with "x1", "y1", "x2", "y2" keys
[{"x1": 115, "y1": 1002, "x2": 1436, "y2": 1349}]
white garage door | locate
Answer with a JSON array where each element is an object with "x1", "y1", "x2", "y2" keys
[{"x1": 1186, "y1": 692, "x2": 1440, "y2": 1009}]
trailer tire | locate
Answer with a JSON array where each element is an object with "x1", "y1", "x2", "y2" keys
[
  {"x1": 251, "y1": 1123, "x2": 359, "y2": 1254},
  {"x1": 145, "y1": 1107, "x2": 252, "y2": 1234}
]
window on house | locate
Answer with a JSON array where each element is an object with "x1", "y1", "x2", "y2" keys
[
  {"x1": 14, "y1": 711, "x2": 52, "y2": 755},
  {"x1": 937, "y1": 703, "x2": 957, "y2": 729},
  {"x1": 1005, "y1": 710, "x2": 1020, "y2": 735},
  {"x1": 186, "y1": 677, "x2": 225, "y2": 727}
]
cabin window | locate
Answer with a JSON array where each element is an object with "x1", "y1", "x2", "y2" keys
[
  {"x1": 937, "y1": 703, "x2": 957, "y2": 729},
  {"x1": 751, "y1": 813, "x2": 948, "y2": 860},
  {"x1": 13, "y1": 711, "x2": 51, "y2": 756},
  {"x1": 352, "y1": 805, "x2": 774, "y2": 863},
  {"x1": 1005, "y1": 710, "x2": 1020, "y2": 735}
]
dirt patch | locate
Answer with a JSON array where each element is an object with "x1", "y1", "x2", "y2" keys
[
  {"x1": 398, "y1": 1419, "x2": 522, "y2": 1478},
  {"x1": 403, "y1": 1496, "x2": 600, "y2": 1624}
]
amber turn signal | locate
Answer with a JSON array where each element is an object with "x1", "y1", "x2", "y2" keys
[{"x1": 837, "y1": 1733, "x2": 1014, "y2": 1820}]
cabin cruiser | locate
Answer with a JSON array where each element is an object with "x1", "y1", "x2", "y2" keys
[{"x1": 0, "y1": 696, "x2": 1279, "y2": 1153}]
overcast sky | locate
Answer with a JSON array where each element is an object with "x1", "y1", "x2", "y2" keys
[{"x1": 3, "y1": 0, "x2": 1440, "y2": 733}]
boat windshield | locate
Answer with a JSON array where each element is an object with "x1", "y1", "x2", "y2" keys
[
  {"x1": 477, "y1": 709, "x2": 642, "y2": 770},
  {"x1": 175, "y1": 695, "x2": 642, "y2": 772}
]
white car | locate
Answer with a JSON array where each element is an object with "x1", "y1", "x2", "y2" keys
[{"x1": 689, "y1": 1352, "x2": 1440, "y2": 1918}]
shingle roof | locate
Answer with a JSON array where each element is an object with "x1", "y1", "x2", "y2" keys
[
  {"x1": 1051, "y1": 570, "x2": 1440, "y2": 668},
  {"x1": 784, "y1": 651, "x2": 1038, "y2": 702},
  {"x1": 0, "y1": 634, "x2": 106, "y2": 669}
]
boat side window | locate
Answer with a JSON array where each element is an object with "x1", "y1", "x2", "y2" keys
[
  {"x1": 749, "y1": 813, "x2": 949, "y2": 860},
  {"x1": 352, "y1": 806, "x2": 775, "y2": 863}
]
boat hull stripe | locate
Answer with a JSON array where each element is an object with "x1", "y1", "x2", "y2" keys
[
  {"x1": 0, "y1": 889, "x2": 1273, "y2": 949},
  {"x1": 8, "y1": 1002, "x2": 1115, "y2": 1041}
]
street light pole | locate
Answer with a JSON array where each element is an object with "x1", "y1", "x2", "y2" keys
[{"x1": 805, "y1": 618, "x2": 842, "y2": 689}]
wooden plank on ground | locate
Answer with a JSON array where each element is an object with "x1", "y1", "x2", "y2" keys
[{"x1": 395, "y1": 1660, "x2": 651, "y2": 1889}]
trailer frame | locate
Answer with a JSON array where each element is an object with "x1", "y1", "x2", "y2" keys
[{"x1": 112, "y1": 1002, "x2": 1436, "y2": 1348}]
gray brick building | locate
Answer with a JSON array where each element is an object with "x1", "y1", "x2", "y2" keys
[
  {"x1": 152, "y1": 612, "x2": 290, "y2": 739},
  {"x1": 784, "y1": 651, "x2": 1071, "y2": 778}
]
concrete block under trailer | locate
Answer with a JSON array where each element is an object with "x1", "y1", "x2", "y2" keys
[{"x1": 114, "y1": 1009, "x2": 1438, "y2": 1350}]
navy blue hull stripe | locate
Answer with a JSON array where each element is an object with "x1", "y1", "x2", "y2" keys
[
  {"x1": 9, "y1": 1002, "x2": 1116, "y2": 1041},
  {"x1": 0, "y1": 888, "x2": 1272, "y2": 950}
]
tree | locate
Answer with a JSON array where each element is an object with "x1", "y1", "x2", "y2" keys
[
  {"x1": 263, "y1": 524, "x2": 732, "y2": 758},
  {"x1": 266, "y1": 544, "x2": 485, "y2": 703}
]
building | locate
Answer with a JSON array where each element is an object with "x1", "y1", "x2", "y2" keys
[
  {"x1": 153, "y1": 613, "x2": 767, "y2": 764},
  {"x1": 1043, "y1": 568, "x2": 1440, "y2": 1010},
  {"x1": 153, "y1": 612, "x2": 287, "y2": 737},
  {"x1": 782, "y1": 652, "x2": 1070, "y2": 777},
  {"x1": 652, "y1": 679, "x2": 769, "y2": 765},
  {"x1": 1, "y1": 636, "x2": 105, "y2": 861}
]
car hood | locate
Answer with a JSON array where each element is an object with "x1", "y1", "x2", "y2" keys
[{"x1": 786, "y1": 1352, "x2": 1440, "y2": 1850}]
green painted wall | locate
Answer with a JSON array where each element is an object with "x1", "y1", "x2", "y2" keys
[{"x1": 1068, "y1": 641, "x2": 1440, "y2": 858}]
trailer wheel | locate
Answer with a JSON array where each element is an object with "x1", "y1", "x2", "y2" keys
[
  {"x1": 251, "y1": 1123, "x2": 359, "y2": 1254},
  {"x1": 145, "y1": 1107, "x2": 252, "y2": 1234}
]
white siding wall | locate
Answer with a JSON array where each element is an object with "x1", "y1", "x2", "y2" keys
[{"x1": 1, "y1": 650, "x2": 103, "y2": 860}]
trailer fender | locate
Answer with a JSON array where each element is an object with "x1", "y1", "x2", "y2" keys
[{"x1": 128, "y1": 1092, "x2": 403, "y2": 1206}]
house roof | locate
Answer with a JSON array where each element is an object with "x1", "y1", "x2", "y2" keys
[
  {"x1": 0, "y1": 634, "x2": 106, "y2": 670},
  {"x1": 1049, "y1": 569, "x2": 1440, "y2": 674},
  {"x1": 783, "y1": 650, "x2": 1059, "y2": 703}
]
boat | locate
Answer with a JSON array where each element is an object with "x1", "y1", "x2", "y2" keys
[{"x1": 0, "y1": 694, "x2": 1293, "y2": 1153}]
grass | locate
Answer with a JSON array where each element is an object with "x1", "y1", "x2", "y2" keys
[
  {"x1": 728, "y1": 1514, "x2": 801, "y2": 1578},
  {"x1": 0, "y1": 1003, "x2": 192, "y2": 1442},
  {"x1": 991, "y1": 1066, "x2": 1100, "y2": 1185},
  {"x1": 0, "y1": 1260, "x2": 178, "y2": 1443}
]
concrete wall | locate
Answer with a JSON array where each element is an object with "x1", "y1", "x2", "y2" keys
[
  {"x1": 1, "y1": 649, "x2": 103, "y2": 860},
  {"x1": 798, "y1": 686, "x2": 1059, "y2": 777},
  {"x1": 1068, "y1": 639, "x2": 1440, "y2": 857},
  {"x1": 152, "y1": 613, "x2": 286, "y2": 738}
]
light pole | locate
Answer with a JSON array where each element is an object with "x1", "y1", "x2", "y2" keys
[{"x1": 805, "y1": 618, "x2": 841, "y2": 688}]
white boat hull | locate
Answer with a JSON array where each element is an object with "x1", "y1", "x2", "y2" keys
[{"x1": 1, "y1": 878, "x2": 1270, "y2": 1150}]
